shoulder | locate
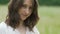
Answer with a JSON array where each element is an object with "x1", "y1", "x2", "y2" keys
[
  {"x1": 0, "y1": 22, "x2": 20, "y2": 34},
  {"x1": 33, "y1": 26, "x2": 40, "y2": 34},
  {"x1": 0, "y1": 22, "x2": 7, "y2": 29},
  {"x1": 0, "y1": 21, "x2": 7, "y2": 33},
  {"x1": 0, "y1": 21, "x2": 7, "y2": 28}
]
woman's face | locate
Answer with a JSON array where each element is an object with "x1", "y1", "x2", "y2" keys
[{"x1": 18, "y1": 0, "x2": 33, "y2": 21}]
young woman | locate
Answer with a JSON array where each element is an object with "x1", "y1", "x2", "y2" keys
[{"x1": 0, "y1": 0, "x2": 40, "y2": 34}]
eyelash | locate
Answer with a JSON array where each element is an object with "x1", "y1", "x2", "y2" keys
[
  {"x1": 22, "y1": 5, "x2": 26, "y2": 8},
  {"x1": 29, "y1": 7, "x2": 32, "y2": 10}
]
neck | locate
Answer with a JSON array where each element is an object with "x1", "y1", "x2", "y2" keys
[
  {"x1": 16, "y1": 20, "x2": 26, "y2": 34},
  {"x1": 20, "y1": 20, "x2": 24, "y2": 26},
  {"x1": 17, "y1": 20, "x2": 25, "y2": 29}
]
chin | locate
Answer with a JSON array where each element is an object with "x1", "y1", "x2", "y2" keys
[
  {"x1": 21, "y1": 18, "x2": 27, "y2": 21},
  {"x1": 21, "y1": 16, "x2": 28, "y2": 21}
]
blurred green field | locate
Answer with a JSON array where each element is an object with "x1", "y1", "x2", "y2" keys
[{"x1": 0, "y1": 5, "x2": 60, "y2": 34}]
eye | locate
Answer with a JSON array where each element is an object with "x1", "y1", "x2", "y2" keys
[
  {"x1": 29, "y1": 6, "x2": 33, "y2": 10},
  {"x1": 22, "y1": 4, "x2": 27, "y2": 8}
]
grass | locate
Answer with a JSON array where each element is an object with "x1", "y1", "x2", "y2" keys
[
  {"x1": 0, "y1": 5, "x2": 60, "y2": 34},
  {"x1": 37, "y1": 6, "x2": 60, "y2": 34},
  {"x1": 0, "y1": 5, "x2": 8, "y2": 22}
]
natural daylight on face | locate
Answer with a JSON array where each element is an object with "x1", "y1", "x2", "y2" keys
[{"x1": 18, "y1": 0, "x2": 33, "y2": 21}]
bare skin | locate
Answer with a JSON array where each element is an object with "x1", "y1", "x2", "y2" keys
[
  {"x1": 16, "y1": 0, "x2": 33, "y2": 34},
  {"x1": 16, "y1": 21, "x2": 26, "y2": 34}
]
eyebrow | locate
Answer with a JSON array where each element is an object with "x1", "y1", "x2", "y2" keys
[{"x1": 23, "y1": 3, "x2": 32, "y2": 7}]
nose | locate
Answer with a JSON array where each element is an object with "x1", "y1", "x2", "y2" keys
[{"x1": 25, "y1": 8, "x2": 30, "y2": 15}]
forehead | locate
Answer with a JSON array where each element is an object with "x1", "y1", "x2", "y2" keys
[{"x1": 23, "y1": 0, "x2": 33, "y2": 6}]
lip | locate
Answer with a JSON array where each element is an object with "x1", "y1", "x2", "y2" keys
[
  {"x1": 21, "y1": 14, "x2": 27, "y2": 17},
  {"x1": 22, "y1": 14, "x2": 28, "y2": 16}
]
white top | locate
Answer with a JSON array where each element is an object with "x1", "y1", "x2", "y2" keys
[{"x1": 0, "y1": 22, "x2": 40, "y2": 34}]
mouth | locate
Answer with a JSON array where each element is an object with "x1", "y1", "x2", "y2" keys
[
  {"x1": 20, "y1": 14, "x2": 28, "y2": 20},
  {"x1": 22, "y1": 14, "x2": 28, "y2": 17},
  {"x1": 21, "y1": 14, "x2": 28, "y2": 18}
]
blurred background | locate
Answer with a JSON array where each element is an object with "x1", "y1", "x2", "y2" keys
[{"x1": 0, "y1": 0, "x2": 60, "y2": 34}]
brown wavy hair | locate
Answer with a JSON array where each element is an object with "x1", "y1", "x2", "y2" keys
[{"x1": 5, "y1": 0, "x2": 39, "y2": 31}]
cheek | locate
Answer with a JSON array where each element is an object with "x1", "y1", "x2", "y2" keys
[
  {"x1": 18, "y1": 8, "x2": 32, "y2": 17},
  {"x1": 18, "y1": 8, "x2": 24, "y2": 14},
  {"x1": 28, "y1": 11, "x2": 32, "y2": 17}
]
